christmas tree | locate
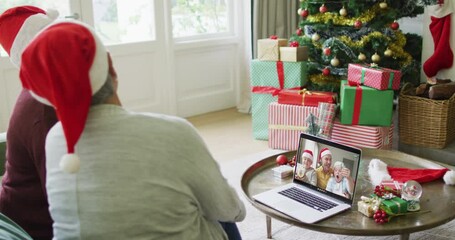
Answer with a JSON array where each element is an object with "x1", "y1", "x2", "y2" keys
[{"x1": 290, "y1": 0, "x2": 439, "y2": 92}]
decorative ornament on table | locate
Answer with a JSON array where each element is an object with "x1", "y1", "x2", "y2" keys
[
  {"x1": 319, "y1": 4, "x2": 327, "y2": 14},
  {"x1": 401, "y1": 180, "x2": 422, "y2": 211},
  {"x1": 384, "y1": 48, "x2": 393, "y2": 57},
  {"x1": 276, "y1": 154, "x2": 288, "y2": 166},
  {"x1": 270, "y1": 35, "x2": 278, "y2": 40},
  {"x1": 330, "y1": 56, "x2": 340, "y2": 67},
  {"x1": 358, "y1": 53, "x2": 367, "y2": 61},
  {"x1": 339, "y1": 6, "x2": 347, "y2": 17},
  {"x1": 390, "y1": 20, "x2": 399, "y2": 30},
  {"x1": 379, "y1": 1, "x2": 388, "y2": 9},
  {"x1": 371, "y1": 52, "x2": 381, "y2": 63},
  {"x1": 312, "y1": 33, "x2": 320, "y2": 41}
]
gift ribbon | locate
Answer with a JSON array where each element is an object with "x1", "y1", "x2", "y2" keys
[
  {"x1": 298, "y1": 89, "x2": 327, "y2": 105},
  {"x1": 252, "y1": 61, "x2": 300, "y2": 96},
  {"x1": 390, "y1": 198, "x2": 405, "y2": 213},
  {"x1": 269, "y1": 124, "x2": 308, "y2": 131},
  {"x1": 351, "y1": 84, "x2": 363, "y2": 125}
]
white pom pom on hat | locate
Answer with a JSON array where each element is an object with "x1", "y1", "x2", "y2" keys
[
  {"x1": 19, "y1": 21, "x2": 109, "y2": 174},
  {"x1": 444, "y1": 171, "x2": 455, "y2": 185}
]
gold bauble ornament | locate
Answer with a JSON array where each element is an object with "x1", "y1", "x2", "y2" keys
[
  {"x1": 372, "y1": 53, "x2": 381, "y2": 63},
  {"x1": 312, "y1": 33, "x2": 320, "y2": 41},
  {"x1": 339, "y1": 7, "x2": 347, "y2": 17},
  {"x1": 358, "y1": 53, "x2": 366, "y2": 61},
  {"x1": 384, "y1": 49, "x2": 393, "y2": 57},
  {"x1": 379, "y1": 2, "x2": 388, "y2": 9},
  {"x1": 330, "y1": 57, "x2": 340, "y2": 67}
]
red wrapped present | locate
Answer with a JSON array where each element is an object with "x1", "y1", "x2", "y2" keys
[
  {"x1": 277, "y1": 89, "x2": 337, "y2": 107},
  {"x1": 268, "y1": 102, "x2": 318, "y2": 150},
  {"x1": 380, "y1": 180, "x2": 404, "y2": 195},
  {"x1": 347, "y1": 63, "x2": 401, "y2": 90},
  {"x1": 331, "y1": 119, "x2": 393, "y2": 149}
]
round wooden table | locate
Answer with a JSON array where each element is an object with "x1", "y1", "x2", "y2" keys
[{"x1": 241, "y1": 149, "x2": 455, "y2": 240}]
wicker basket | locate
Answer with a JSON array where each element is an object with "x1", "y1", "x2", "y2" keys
[{"x1": 398, "y1": 83, "x2": 455, "y2": 148}]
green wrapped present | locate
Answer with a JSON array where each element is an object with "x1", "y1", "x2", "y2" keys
[
  {"x1": 382, "y1": 197, "x2": 408, "y2": 214},
  {"x1": 340, "y1": 80, "x2": 393, "y2": 126},
  {"x1": 251, "y1": 60, "x2": 308, "y2": 140}
]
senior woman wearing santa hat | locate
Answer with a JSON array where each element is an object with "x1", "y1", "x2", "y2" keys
[{"x1": 18, "y1": 18, "x2": 245, "y2": 240}]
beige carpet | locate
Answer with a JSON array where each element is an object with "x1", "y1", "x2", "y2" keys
[{"x1": 220, "y1": 150, "x2": 455, "y2": 240}]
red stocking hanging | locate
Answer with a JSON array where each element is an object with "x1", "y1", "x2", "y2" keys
[
  {"x1": 423, "y1": 0, "x2": 454, "y2": 78},
  {"x1": 423, "y1": 14, "x2": 453, "y2": 78}
]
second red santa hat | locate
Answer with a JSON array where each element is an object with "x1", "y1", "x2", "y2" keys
[{"x1": 19, "y1": 21, "x2": 109, "y2": 174}]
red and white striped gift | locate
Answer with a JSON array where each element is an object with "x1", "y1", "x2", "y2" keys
[
  {"x1": 268, "y1": 102, "x2": 318, "y2": 150},
  {"x1": 331, "y1": 120, "x2": 393, "y2": 149}
]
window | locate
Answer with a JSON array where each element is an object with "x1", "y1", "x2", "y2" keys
[
  {"x1": 92, "y1": 0, "x2": 155, "y2": 45},
  {"x1": 171, "y1": 0, "x2": 230, "y2": 39}
]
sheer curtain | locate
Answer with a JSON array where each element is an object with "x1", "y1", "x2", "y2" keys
[{"x1": 237, "y1": 0, "x2": 299, "y2": 113}]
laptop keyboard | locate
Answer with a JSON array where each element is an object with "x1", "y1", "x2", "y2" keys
[{"x1": 278, "y1": 187, "x2": 338, "y2": 212}]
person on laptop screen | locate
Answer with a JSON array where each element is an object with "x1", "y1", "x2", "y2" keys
[
  {"x1": 316, "y1": 148, "x2": 333, "y2": 189},
  {"x1": 326, "y1": 161, "x2": 355, "y2": 199},
  {"x1": 295, "y1": 150, "x2": 317, "y2": 186}
]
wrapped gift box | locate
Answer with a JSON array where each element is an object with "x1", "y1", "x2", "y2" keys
[
  {"x1": 382, "y1": 197, "x2": 408, "y2": 214},
  {"x1": 277, "y1": 89, "x2": 337, "y2": 107},
  {"x1": 268, "y1": 102, "x2": 318, "y2": 150},
  {"x1": 347, "y1": 63, "x2": 401, "y2": 90},
  {"x1": 380, "y1": 180, "x2": 404, "y2": 195},
  {"x1": 257, "y1": 38, "x2": 288, "y2": 61},
  {"x1": 251, "y1": 60, "x2": 308, "y2": 140},
  {"x1": 331, "y1": 119, "x2": 393, "y2": 149},
  {"x1": 340, "y1": 80, "x2": 394, "y2": 126},
  {"x1": 357, "y1": 201, "x2": 375, "y2": 218},
  {"x1": 280, "y1": 46, "x2": 309, "y2": 62}
]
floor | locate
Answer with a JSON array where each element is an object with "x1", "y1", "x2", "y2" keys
[{"x1": 187, "y1": 107, "x2": 269, "y2": 164}]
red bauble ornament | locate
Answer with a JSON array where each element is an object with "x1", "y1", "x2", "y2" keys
[
  {"x1": 323, "y1": 47, "x2": 331, "y2": 56},
  {"x1": 276, "y1": 155, "x2": 289, "y2": 165},
  {"x1": 354, "y1": 20, "x2": 362, "y2": 29},
  {"x1": 289, "y1": 41, "x2": 299, "y2": 47},
  {"x1": 270, "y1": 35, "x2": 278, "y2": 40},
  {"x1": 322, "y1": 67, "x2": 331, "y2": 76},
  {"x1": 319, "y1": 4, "x2": 327, "y2": 13},
  {"x1": 296, "y1": 28, "x2": 303, "y2": 36},
  {"x1": 391, "y1": 21, "x2": 399, "y2": 30},
  {"x1": 301, "y1": 9, "x2": 309, "y2": 18}
]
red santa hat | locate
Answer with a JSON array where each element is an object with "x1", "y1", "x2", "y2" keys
[
  {"x1": 0, "y1": 5, "x2": 58, "y2": 68},
  {"x1": 368, "y1": 158, "x2": 455, "y2": 186},
  {"x1": 19, "y1": 21, "x2": 109, "y2": 174},
  {"x1": 302, "y1": 150, "x2": 314, "y2": 161},
  {"x1": 319, "y1": 148, "x2": 332, "y2": 160}
]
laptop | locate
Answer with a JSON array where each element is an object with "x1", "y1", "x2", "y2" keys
[{"x1": 253, "y1": 133, "x2": 362, "y2": 223}]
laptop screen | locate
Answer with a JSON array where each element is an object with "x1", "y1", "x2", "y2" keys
[{"x1": 293, "y1": 133, "x2": 361, "y2": 204}]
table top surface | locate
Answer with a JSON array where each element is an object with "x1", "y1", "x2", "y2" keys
[{"x1": 241, "y1": 148, "x2": 455, "y2": 236}]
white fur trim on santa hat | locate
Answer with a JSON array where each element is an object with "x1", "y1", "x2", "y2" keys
[
  {"x1": 60, "y1": 153, "x2": 80, "y2": 174},
  {"x1": 368, "y1": 158, "x2": 392, "y2": 186},
  {"x1": 427, "y1": 0, "x2": 453, "y2": 18},
  {"x1": 302, "y1": 151, "x2": 313, "y2": 161},
  {"x1": 320, "y1": 149, "x2": 332, "y2": 158},
  {"x1": 443, "y1": 170, "x2": 455, "y2": 185},
  {"x1": 9, "y1": 9, "x2": 58, "y2": 68}
]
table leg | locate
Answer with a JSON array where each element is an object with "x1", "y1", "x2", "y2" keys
[
  {"x1": 400, "y1": 233, "x2": 410, "y2": 240},
  {"x1": 266, "y1": 215, "x2": 272, "y2": 239}
]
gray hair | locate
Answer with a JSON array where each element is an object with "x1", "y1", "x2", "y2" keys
[
  {"x1": 91, "y1": 73, "x2": 114, "y2": 105},
  {"x1": 333, "y1": 161, "x2": 345, "y2": 170}
]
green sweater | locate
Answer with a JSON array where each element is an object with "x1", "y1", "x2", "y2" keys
[{"x1": 45, "y1": 104, "x2": 245, "y2": 239}]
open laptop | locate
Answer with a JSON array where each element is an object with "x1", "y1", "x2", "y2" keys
[{"x1": 253, "y1": 133, "x2": 362, "y2": 223}]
